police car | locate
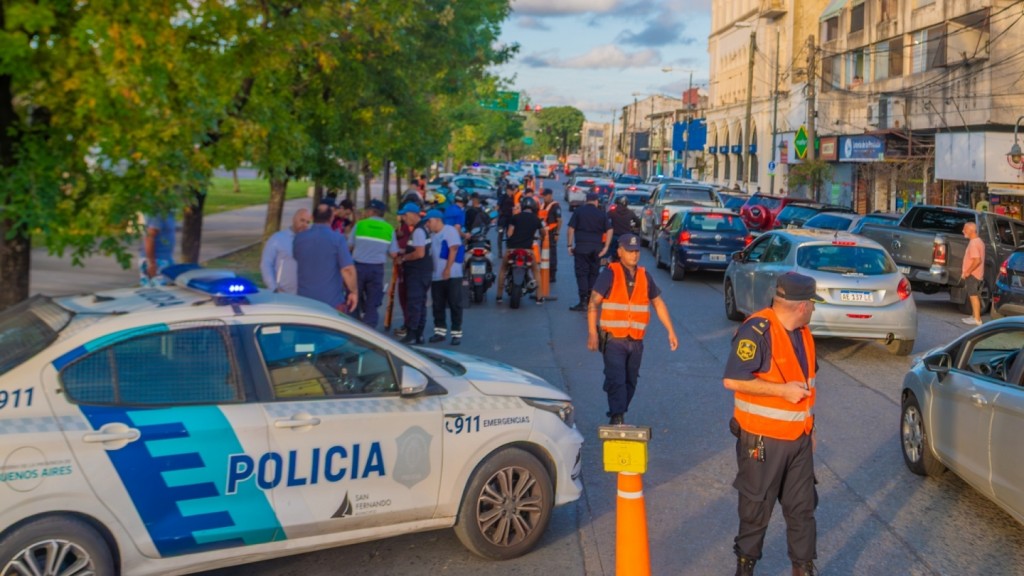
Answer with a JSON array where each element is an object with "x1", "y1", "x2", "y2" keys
[{"x1": 0, "y1": 266, "x2": 583, "y2": 575}]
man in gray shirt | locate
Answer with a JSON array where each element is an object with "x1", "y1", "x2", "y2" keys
[
  {"x1": 260, "y1": 208, "x2": 311, "y2": 293},
  {"x1": 350, "y1": 200, "x2": 399, "y2": 328},
  {"x1": 294, "y1": 204, "x2": 358, "y2": 313}
]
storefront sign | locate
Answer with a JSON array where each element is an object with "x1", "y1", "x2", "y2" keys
[
  {"x1": 819, "y1": 136, "x2": 838, "y2": 161},
  {"x1": 730, "y1": 144, "x2": 742, "y2": 154},
  {"x1": 839, "y1": 135, "x2": 884, "y2": 162}
]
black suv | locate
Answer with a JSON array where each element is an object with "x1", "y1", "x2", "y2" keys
[{"x1": 773, "y1": 202, "x2": 855, "y2": 230}]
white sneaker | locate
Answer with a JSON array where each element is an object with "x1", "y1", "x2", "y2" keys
[{"x1": 961, "y1": 317, "x2": 982, "y2": 326}]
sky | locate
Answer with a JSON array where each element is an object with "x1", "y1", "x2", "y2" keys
[{"x1": 495, "y1": 0, "x2": 714, "y2": 123}]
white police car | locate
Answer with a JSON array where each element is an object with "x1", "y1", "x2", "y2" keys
[{"x1": 0, "y1": 266, "x2": 583, "y2": 575}]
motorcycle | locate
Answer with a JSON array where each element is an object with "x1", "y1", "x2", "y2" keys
[
  {"x1": 501, "y1": 248, "x2": 537, "y2": 309},
  {"x1": 463, "y1": 227, "x2": 495, "y2": 304}
]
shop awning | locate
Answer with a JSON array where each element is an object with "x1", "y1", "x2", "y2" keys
[
  {"x1": 989, "y1": 186, "x2": 1024, "y2": 196},
  {"x1": 820, "y1": 0, "x2": 846, "y2": 21}
]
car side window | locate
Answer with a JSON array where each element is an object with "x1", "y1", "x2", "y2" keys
[
  {"x1": 60, "y1": 326, "x2": 242, "y2": 405},
  {"x1": 994, "y1": 219, "x2": 1016, "y2": 248},
  {"x1": 745, "y1": 235, "x2": 773, "y2": 262},
  {"x1": 256, "y1": 324, "x2": 399, "y2": 399},
  {"x1": 762, "y1": 236, "x2": 791, "y2": 263},
  {"x1": 958, "y1": 329, "x2": 1024, "y2": 385}
]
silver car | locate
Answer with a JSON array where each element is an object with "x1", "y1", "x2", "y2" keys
[
  {"x1": 723, "y1": 229, "x2": 917, "y2": 355},
  {"x1": 900, "y1": 319, "x2": 1024, "y2": 524}
]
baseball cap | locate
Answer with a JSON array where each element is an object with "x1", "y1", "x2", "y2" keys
[
  {"x1": 369, "y1": 199, "x2": 387, "y2": 212},
  {"x1": 586, "y1": 192, "x2": 600, "y2": 201},
  {"x1": 542, "y1": 188, "x2": 553, "y2": 196},
  {"x1": 397, "y1": 202, "x2": 421, "y2": 216},
  {"x1": 775, "y1": 272, "x2": 825, "y2": 303},
  {"x1": 424, "y1": 209, "x2": 444, "y2": 221},
  {"x1": 618, "y1": 233, "x2": 641, "y2": 252}
]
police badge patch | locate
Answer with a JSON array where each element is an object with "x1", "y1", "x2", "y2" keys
[
  {"x1": 393, "y1": 426, "x2": 432, "y2": 488},
  {"x1": 736, "y1": 339, "x2": 757, "y2": 361}
]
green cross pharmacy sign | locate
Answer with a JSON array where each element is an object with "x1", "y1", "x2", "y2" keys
[{"x1": 794, "y1": 125, "x2": 809, "y2": 159}]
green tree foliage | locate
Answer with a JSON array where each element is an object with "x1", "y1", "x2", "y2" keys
[
  {"x1": 786, "y1": 158, "x2": 834, "y2": 201},
  {"x1": 535, "y1": 106, "x2": 585, "y2": 159}
]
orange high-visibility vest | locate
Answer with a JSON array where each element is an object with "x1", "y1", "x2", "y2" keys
[
  {"x1": 539, "y1": 201, "x2": 558, "y2": 231},
  {"x1": 733, "y1": 307, "x2": 816, "y2": 441},
  {"x1": 598, "y1": 263, "x2": 651, "y2": 340},
  {"x1": 513, "y1": 190, "x2": 523, "y2": 207}
]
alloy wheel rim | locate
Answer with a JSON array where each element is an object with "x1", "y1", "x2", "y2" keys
[
  {"x1": 3, "y1": 539, "x2": 94, "y2": 576},
  {"x1": 475, "y1": 465, "x2": 543, "y2": 547},
  {"x1": 902, "y1": 405, "x2": 923, "y2": 462}
]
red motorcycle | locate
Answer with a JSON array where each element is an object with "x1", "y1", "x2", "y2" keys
[{"x1": 501, "y1": 248, "x2": 537, "y2": 309}]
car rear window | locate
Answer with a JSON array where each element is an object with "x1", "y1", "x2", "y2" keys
[
  {"x1": 618, "y1": 193, "x2": 648, "y2": 205},
  {"x1": 0, "y1": 296, "x2": 73, "y2": 376},
  {"x1": 907, "y1": 209, "x2": 973, "y2": 233},
  {"x1": 685, "y1": 213, "x2": 746, "y2": 232},
  {"x1": 804, "y1": 213, "x2": 855, "y2": 230},
  {"x1": 796, "y1": 245, "x2": 896, "y2": 276},
  {"x1": 663, "y1": 186, "x2": 717, "y2": 205},
  {"x1": 616, "y1": 175, "x2": 643, "y2": 184},
  {"x1": 745, "y1": 195, "x2": 782, "y2": 210},
  {"x1": 778, "y1": 205, "x2": 822, "y2": 221}
]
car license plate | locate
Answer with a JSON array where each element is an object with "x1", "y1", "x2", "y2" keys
[
  {"x1": 898, "y1": 265, "x2": 910, "y2": 275},
  {"x1": 840, "y1": 290, "x2": 872, "y2": 302},
  {"x1": 471, "y1": 263, "x2": 486, "y2": 274},
  {"x1": 709, "y1": 254, "x2": 726, "y2": 262}
]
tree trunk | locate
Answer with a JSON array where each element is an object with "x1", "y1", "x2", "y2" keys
[
  {"x1": 232, "y1": 168, "x2": 241, "y2": 193},
  {"x1": 382, "y1": 159, "x2": 391, "y2": 208},
  {"x1": 180, "y1": 189, "x2": 206, "y2": 264},
  {"x1": 264, "y1": 177, "x2": 289, "y2": 242},
  {"x1": 312, "y1": 183, "x2": 325, "y2": 208},
  {"x1": 362, "y1": 159, "x2": 373, "y2": 209},
  {"x1": 395, "y1": 169, "x2": 402, "y2": 198},
  {"x1": 0, "y1": 217, "x2": 30, "y2": 310}
]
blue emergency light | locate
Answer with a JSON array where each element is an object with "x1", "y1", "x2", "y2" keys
[{"x1": 186, "y1": 276, "x2": 258, "y2": 297}]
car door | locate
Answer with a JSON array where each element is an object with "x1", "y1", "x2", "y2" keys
[
  {"x1": 750, "y1": 235, "x2": 792, "y2": 312},
  {"x1": 732, "y1": 234, "x2": 775, "y2": 313},
  {"x1": 991, "y1": 378, "x2": 1024, "y2": 521},
  {"x1": 658, "y1": 214, "x2": 681, "y2": 266},
  {"x1": 250, "y1": 323, "x2": 444, "y2": 538},
  {"x1": 47, "y1": 323, "x2": 281, "y2": 559}
]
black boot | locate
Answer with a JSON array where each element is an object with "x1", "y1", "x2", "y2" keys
[
  {"x1": 569, "y1": 299, "x2": 587, "y2": 312},
  {"x1": 736, "y1": 556, "x2": 756, "y2": 576},
  {"x1": 791, "y1": 561, "x2": 816, "y2": 576}
]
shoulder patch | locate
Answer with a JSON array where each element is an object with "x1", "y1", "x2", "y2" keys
[
  {"x1": 751, "y1": 319, "x2": 768, "y2": 335},
  {"x1": 736, "y1": 339, "x2": 757, "y2": 362}
]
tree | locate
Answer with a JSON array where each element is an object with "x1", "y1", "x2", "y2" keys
[
  {"x1": 536, "y1": 106, "x2": 584, "y2": 159},
  {"x1": 786, "y1": 158, "x2": 833, "y2": 201}
]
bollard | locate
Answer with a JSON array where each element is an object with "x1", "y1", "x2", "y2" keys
[
  {"x1": 598, "y1": 425, "x2": 652, "y2": 576},
  {"x1": 540, "y1": 228, "x2": 551, "y2": 302}
]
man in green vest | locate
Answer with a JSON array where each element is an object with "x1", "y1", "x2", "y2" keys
[{"x1": 351, "y1": 200, "x2": 400, "y2": 329}]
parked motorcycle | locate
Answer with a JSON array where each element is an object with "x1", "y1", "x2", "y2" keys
[
  {"x1": 501, "y1": 248, "x2": 537, "y2": 309},
  {"x1": 463, "y1": 227, "x2": 495, "y2": 304}
]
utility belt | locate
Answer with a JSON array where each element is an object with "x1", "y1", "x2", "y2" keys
[{"x1": 599, "y1": 331, "x2": 640, "y2": 352}]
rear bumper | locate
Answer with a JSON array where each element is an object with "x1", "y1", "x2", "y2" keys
[
  {"x1": 676, "y1": 248, "x2": 732, "y2": 271},
  {"x1": 809, "y1": 298, "x2": 918, "y2": 340}
]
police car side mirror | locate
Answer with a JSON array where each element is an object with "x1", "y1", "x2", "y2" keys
[
  {"x1": 400, "y1": 366, "x2": 429, "y2": 396},
  {"x1": 731, "y1": 251, "x2": 747, "y2": 263},
  {"x1": 923, "y1": 352, "x2": 952, "y2": 381}
]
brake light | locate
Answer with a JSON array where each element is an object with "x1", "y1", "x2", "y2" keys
[
  {"x1": 932, "y1": 238, "x2": 947, "y2": 266},
  {"x1": 744, "y1": 235, "x2": 753, "y2": 246},
  {"x1": 832, "y1": 240, "x2": 857, "y2": 246},
  {"x1": 846, "y1": 314, "x2": 873, "y2": 319},
  {"x1": 678, "y1": 230, "x2": 692, "y2": 244},
  {"x1": 472, "y1": 248, "x2": 487, "y2": 257},
  {"x1": 515, "y1": 257, "x2": 524, "y2": 266},
  {"x1": 661, "y1": 209, "x2": 670, "y2": 225},
  {"x1": 627, "y1": 186, "x2": 637, "y2": 190},
  {"x1": 898, "y1": 277, "x2": 911, "y2": 301},
  {"x1": 570, "y1": 186, "x2": 578, "y2": 192},
  {"x1": 1000, "y1": 258, "x2": 1008, "y2": 276}
]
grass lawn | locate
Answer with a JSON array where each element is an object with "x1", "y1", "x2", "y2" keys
[
  {"x1": 204, "y1": 243, "x2": 264, "y2": 286},
  {"x1": 205, "y1": 176, "x2": 310, "y2": 215}
]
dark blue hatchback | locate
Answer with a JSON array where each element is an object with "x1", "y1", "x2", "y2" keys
[
  {"x1": 653, "y1": 208, "x2": 751, "y2": 281},
  {"x1": 993, "y1": 248, "x2": 1024, "y2": 318}
]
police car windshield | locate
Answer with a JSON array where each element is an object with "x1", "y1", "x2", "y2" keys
[{"x1": 0, "y1": 295, "x2": 73, "y2": 376}]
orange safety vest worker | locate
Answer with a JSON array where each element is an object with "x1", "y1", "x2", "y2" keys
[
  {"x1": 513, "y1": 190, "x2": 523, "y2": 207},
  {"x1": 598, "y1": 263, "x2": 651, "y2": 340},
  {"x1": 733, "y1": 307, "x2": 816, "y2": 441},
  {"x1": 538, "y1": 200, "x2": 558, "y2": 232}
]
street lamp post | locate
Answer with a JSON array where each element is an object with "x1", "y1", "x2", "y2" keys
[
  {"x1": 609, "y1": 109, "x2": 617, "y2": 171},
  {"x1": 768, "y1": 27, "x2": 781, "y2": 196},
  {"x1": 1008, "y1": 115, "x2": 1024, "y2": 169},
  {"x1": 740, "y1": 26, "x2": 757, "y2": 191},
  {"x1": 630, "y1": 92, "x2": 643, "y2": 175}
]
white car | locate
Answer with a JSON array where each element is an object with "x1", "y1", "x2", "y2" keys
[{"x1": 0, "y1": 267, "x2": 583, "y2": 575}]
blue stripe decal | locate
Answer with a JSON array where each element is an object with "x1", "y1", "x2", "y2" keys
[
  {"x1": 53, "y1": 325, "x2": 170, "y2": 371},
  {"x1": 79, "y1": 405, "x2": 283, "y2": 557},
  {"x1": 52, "y1": 346, "x2": 87, "y2": 371}
]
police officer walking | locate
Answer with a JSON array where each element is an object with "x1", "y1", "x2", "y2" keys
[
  {"x1": 587, "y1": 234, "x2": 678, "y2": 424},
  {"x1": 538, "y1": 188, "x2": 562, "y2": 281},
  {"x1": 722, "y1": 272, "x2": 823, "y2": 576},
  {"x1": 350, "y1": 200, "x2": 399, "y2": 329},
  {"x1": 607, "y1": 195, "x2": 641, "y2": 261},
  {"x1": 567, "y1": 192, "x2": 612, "y2": 311},
  {"x1": 396, "y1": 203, "x2": 432, "y2": 345}
]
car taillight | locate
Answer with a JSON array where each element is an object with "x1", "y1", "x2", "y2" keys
[
  {"x1": 678, "y1": 230, "x2": 692, "y2": 244},
  {"x1": 932, "y1": 238, "x2": 947, "y2": 266},
  {"x1": 898, "y1": 277, "x2": 911, "y2": 301},
  {"x1": 661, "y1": 209, "x2": 670, "y2": 225},
  {"x1": 570, "y1": 186, "x2": 578, "y2": 192},
  {"x1": 744, "y1": 235, "x2": 753, "y2": 246},
  {"x1": 1000, "y1": 258, "x2": 1008, "y2": 277}
]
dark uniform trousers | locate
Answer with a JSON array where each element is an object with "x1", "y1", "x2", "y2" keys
[
  {"x1": 403, "y1": 266, "x2": 432, "y2": 339},
  {"x1": 355, "y1": 262, "x2": 384, "y2": 328},
  {"x1": 733, "y1": 429, "x2": 817, "y2": 563},
  {"x1": 573, "y1": 243, "x2": 602, "y2": 303},
  {"x1": 602, "y1": 337, "x2": 644, "y2": 416},
  {"x1": 431, "y1": 278, "x2": 463, "y2": 337}
]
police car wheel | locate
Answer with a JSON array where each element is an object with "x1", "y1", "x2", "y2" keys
[
  {"x1": 0, "y1": 516, "x2": 114, "y2": 576},
  {"x1": 453, "y1": 448, "x2": 554, "y2": 560},
  {"x1": 900, "y1": 393, "x2": 945, "y2": 477}
]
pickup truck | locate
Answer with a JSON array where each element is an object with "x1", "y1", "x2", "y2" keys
[{"x1": 857, "y1": 205, "x2": 1024, "y2": 313}]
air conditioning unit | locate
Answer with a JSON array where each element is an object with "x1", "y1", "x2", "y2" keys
[{"x1": 867, "y1": 103, "x2": 878, "y2": 126}]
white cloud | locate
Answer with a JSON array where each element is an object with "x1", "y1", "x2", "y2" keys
[
  {"x1": 517, "y1": 16, "x2": 551, "y2": 30},
  {"x1": 512, "y1": 0, "x2": 622, "y2": 16},
  {"x1": 560, "y1": 45, "x2": 661, "y2": 69}
]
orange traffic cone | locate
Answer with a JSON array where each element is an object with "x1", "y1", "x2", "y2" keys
[
  {"x1": 539, "y1": 228, "x2": 551, "y2": 301},
  {"x1": 616, "y1": 471, "x2": 651, "y2": 576}
]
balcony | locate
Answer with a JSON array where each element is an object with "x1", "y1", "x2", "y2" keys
[{"x1": 761, "y1": 0, "x2": 786, "y2": 18}]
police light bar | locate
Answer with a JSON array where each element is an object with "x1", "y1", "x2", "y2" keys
[{"x1": 187, "y1": 276, "x2": 258, "y2": 297}]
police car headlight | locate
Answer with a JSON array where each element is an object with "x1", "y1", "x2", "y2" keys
[{"x1": 523, "y1": 398, "x2": 575, "y2": 428}]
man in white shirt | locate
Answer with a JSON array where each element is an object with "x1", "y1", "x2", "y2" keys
[
  {"x1": 426, "y1": 210, "x2": 465, "y2": 345},
  {"x1": 260, "y1": 208, "x2": 311, "y2": 293}
]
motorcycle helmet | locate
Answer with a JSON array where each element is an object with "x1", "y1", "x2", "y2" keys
[
  {"x1": 615, "y1": 195, "x2": 629, "y2": 208},
  {"x1": 433, "y1": 192, "x2": 447, "y2": 205},
  {"x1": 453, "y1": 190, "x2": 469, "y2": 204},
  {"x1": 520, "y1": 196, "x2": 538, "y2": 212}
]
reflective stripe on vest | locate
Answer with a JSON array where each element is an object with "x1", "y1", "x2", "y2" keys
[
  {"x1": 598, "y1": 263, "x2": 650, "y2": 340},
  {"x1": 733, "y1": 307, "x2": 816, "y2": 440}
]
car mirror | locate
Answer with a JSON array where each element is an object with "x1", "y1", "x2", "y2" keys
[
  {"x1": 731, "y1": 251, "x2": 747, "y2": 263},
  {"x1": 400, "y1": 366, "x2": 429, "y2": 396},
  {"x1": 923, "y1": 352, "x2": 952, "y2": 379}
]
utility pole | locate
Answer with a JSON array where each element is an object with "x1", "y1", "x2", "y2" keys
[
  {"x1": 649, "y1": 96, "x2": 655, "y2": 178},
  {"x1": 742, "y1": 29, "x2": 757, "y2": 191},
  {"x1": 609, "y1": 109, "x2": 617, "y2": 171},
  {"x1": 769, "y1": 27, "x2": 781, "y2": 196},
  {"x1": 806, "y1": 34, "x2": 818, "y2": 200},
  {"x1": 682, "y1": 70, "x2": 693, "y2": 179}
]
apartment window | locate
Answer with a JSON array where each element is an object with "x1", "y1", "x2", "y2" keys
[
  {"x1": 878, "y1": 0, "x2": 897, "y2": 20},
  {"x1": 850, "y1": 3, "x2": 865, "y2": 33},
  {"x1": 874, "y1": 38, "x2": 904, "y2": 81},
  {"x1": 845, "y1": 49, "x2": 866, "y2": 87},
  {"x1": 912, "y1": 25, "x2": 945, "y2": 73},
  {"x1": 822, "y1": 55, "x2": 841, "y2": 92},
  {"x1": 824, "y1": 17, "x2": 839, "y2": 42}
]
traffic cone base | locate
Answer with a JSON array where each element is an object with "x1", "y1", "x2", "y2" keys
[{"x1": 616, "y1": 471, "x2": 651, "y2": 576}]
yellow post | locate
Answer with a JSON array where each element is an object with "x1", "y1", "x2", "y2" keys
[{"x1": 599, "y1": 425, "x2": 652, "y2": 576}]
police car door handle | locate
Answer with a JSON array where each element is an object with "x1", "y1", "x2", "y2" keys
[
  {"x1": 274, "y1": 416, "x2": 322, "y2": 429},
  {"x1": 971, "y1": 394, "x2": 989, "y2": 407},
  {"x1": 82, "y1": 423, "x2": 141, "y2": 447}
]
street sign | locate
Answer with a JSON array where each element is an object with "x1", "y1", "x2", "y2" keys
[
  {"x1": 794, "y1": 125, "x2": 809, "y2": 159},
  {"x1": 522, "y1": 137, "x2": 534, "y2": 145},
  {"x1": 480, "y1": 91, "x2": 520, "y2": 112},
  {"x1": 767, "y1": 160, "x2": 777, "y2": 175}
]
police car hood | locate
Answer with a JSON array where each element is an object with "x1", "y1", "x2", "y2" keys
[{"x1": 425, "y1": 349, "x2": 570, "y2": 401}]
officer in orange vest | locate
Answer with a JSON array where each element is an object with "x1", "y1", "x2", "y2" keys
[
  {"x1": 586, "y1": 233, "x2": 678, "y2": 425},
  {"x1": 722, "y1": 272, "x2": 824, "y2": 576},
  {"x1": 538, "y1": 188, "x2": 562, "y2": 281}
]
